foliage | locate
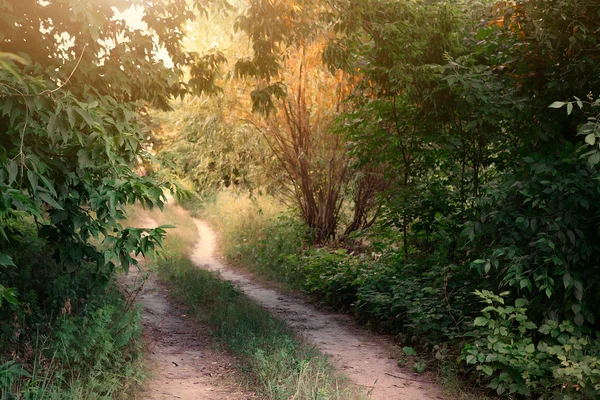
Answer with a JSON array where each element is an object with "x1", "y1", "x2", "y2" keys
[
  {"x1": 0, "y1": 222, "x2": 144, "y2": 399},
  {"x1": 0, "y1": 0, "x2": 230, "y2": 396},
  {"x1": 464, "y1": 291, "x2": 600, "y2": 399},
  {"x1": 468, "y1": 144, "x2": 600, "y2": 327},
  {"x1": 231, "y1": 1, "x2": 388, "y2": 243},
  {"x1": 152, "y1": 98, "x2": 270, "y2": 194},
  {"x1": 150, "y1": 0, "x2": 600, "y2": 397}
]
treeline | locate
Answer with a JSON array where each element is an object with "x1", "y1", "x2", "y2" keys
[
  {"x1": 0, "y1": 0, "x2": 226, "y2": 397},
  {"x1": 159, "y1": 0, "x2": 600, "y2": 398}
]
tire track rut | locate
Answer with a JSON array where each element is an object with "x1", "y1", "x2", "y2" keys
[{"x1": 189, "y1": 218, "x2": 445, "y2": 400}]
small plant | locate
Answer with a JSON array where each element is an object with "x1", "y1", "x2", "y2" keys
[
  {"x1": 464, "y1": 290, "x2": 600, "y2": 398},
  {"x1": 0, "y1": 361, "x2": 31, "y2": 394},
  {"x1": 413, "y1": 361, "x2": 427, "y2": 374},
  {"x1": 397, "y1": 346, "x2": 427, "y2": 374}
]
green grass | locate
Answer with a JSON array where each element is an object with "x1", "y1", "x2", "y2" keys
[
  {"x1": 154, "y1": 251, "x2": 361, "y2": 399},
  {"x1": 0, "y1": 283, "x2": 145, "y2": 400}
]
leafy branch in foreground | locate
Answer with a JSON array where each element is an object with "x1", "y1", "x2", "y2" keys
[{"x1": 0, "y1": 0, "x2": 228, "y2": 395}]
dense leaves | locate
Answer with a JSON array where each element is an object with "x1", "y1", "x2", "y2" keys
[
  {"x1": 198, "y1": 0, "x2": 600, "y2": 397},
  {"x1": 0, "y1": 0, "x2": 229, "y2": 393}
]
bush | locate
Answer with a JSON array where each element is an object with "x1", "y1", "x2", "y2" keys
[
  {"x1": 464, "y1": 290, "x2": 600, "y2": 399},
  {"x1": 288, "y1": 248, "x2": 366, "y2": 310},
  {"x1": 0, "y1": 224, "x2": 143, "y2": 399}
]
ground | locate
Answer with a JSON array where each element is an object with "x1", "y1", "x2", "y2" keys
[{"x1": 132, "y1": 208, "x2": 445, "y2": 399}]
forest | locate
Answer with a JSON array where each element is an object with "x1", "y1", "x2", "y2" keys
[{"x1": 1, "y1": 0, "x2": 600, "y2": 399}]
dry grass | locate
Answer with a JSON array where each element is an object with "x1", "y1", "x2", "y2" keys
[
  {"x1": 186, "y1": 191, "x2": 308, "y2": 289},
  {"x1": 198, "y1": 191, "x2": 287, "y2": 240},
  {"x1": 124, "y1": 202, "x2": 199, "y2": 257}
]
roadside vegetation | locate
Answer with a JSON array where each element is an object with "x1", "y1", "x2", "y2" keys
[
  {"x1": 0, "y1": 1, "x2": 217, "y2": 397},
  {"x1": 154, "y1": 0, "x2": 600, "y2": 398},
  {"x1": 0, "y1": 221, "x2": 145, "y2": 399}
]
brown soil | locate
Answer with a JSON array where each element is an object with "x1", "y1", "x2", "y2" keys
[
  {"x1": 190, "y1": 218, "x2": 446, "y2": 400},
  {"x1": 125, "y1": 216, "x2": 254, "y2": 400}
]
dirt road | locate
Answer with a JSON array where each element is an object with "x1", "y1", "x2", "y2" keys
[
  {"x1": 189, "y1": 218, "x2": 444, "y2": 400},
  {"x1": 128, "y1": 216, "x2": 253, "y2": 400}
]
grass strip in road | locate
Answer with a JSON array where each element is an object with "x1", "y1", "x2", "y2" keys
[{"x1": 154, "y1": 251, "x2": 361, "y2": 400}]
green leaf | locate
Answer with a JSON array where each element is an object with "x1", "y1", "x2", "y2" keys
[
  {"x1": 157, "y1": 224, "x2": 176, "y2": 229},
  {"x1": 413, "y1": 361, "x2": 427, "y2": 374},
  {"x1": 402, "y1": 346, "x2": 416, "y2": 356},
  {"x1": 77, "y1": 148, "x2": 93, "y2": 168},
  {"x1": 27, "y1": 170, "x2": 38, "y2": 192},
  {"x1": 515, "y1": 298, "x2": 527, "y2": 308},
  {"x1": 474, "y1": 317, "x2": 488, "y2": 327},
  {"x1": 566, "y1": 102, "x2": 573, "y2": 115},
  {"x1": 67, "y1": 106, "x2": 76, "y2": 128},
  {"x1": 567, "y1": 230, "x2": 575, "y2": 244},
  {"x1": 573, "y1": 281, "x2": 583, "y2": 301},
  {"x1": 481, "y1": 365, "x2": 494, "y2": 376},
  {"x1": 119, "y1": 252, "x2": 130, "y2": 274},
  {"x1": 47, "y1": 114, "x2": 58, "y2": 134},
  {"x1": 548, "y1": 101, "x2": 566, "y2": 108},
  {"x1": 588, "y1": 151, "x2": 600, "y2": 165},
  {"x1": 7, "y1": 160, "x2": 18, "y2": 185},
  {"x1": 0, "y1": 285, "x2": 20, "y2": 307},
  {"x1": 563, "y1": 272, "x2": 573, "y2": 289},
  {"x1": 0, "y1": 253, "x2": 16, "y2": 267},
  {"x1": 75, "y1": 107, "x2": 95, "y2": 127},
  {"x1": 585, "y1": 134, "x2": 596, "y2": 146},
  {"x1": 484, "y1": 262, "x2": 491, "y2": 274},
  {"x1": 38, "y1": 192, "x2": 63, "y2": 210}
]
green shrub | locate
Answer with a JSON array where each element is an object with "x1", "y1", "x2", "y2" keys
[
  {"x1": 0, "y1": 224, "x2": 144, "y2": 399},
  {"x1": 464, "y1": 290, "x2": 600, "y2": 399},
  {"x1": 289, "y1": 248, "x2": 366, "y2": 309}
]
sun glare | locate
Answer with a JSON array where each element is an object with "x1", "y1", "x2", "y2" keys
[{"x1": 111, "y1": 5, "x2": 173, "y2": 68}]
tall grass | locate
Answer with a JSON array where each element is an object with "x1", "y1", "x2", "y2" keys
[{"x1": 0, "y1": 283, "x2": 145, "y2": 400}]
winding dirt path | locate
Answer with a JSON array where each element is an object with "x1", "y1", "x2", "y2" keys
[{"x1": 189, "y1": 218, "x2": 445, "y2": 400}]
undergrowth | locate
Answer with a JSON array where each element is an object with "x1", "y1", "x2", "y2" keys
[
  {"x1": 180, "y1": 193, "x2": 496, "y2": 399},
  {"x1": 183, "y1": 185, "x2": 600, "y2": 399},
  {"x1": 0, "y1": 222, "x2": 144, "y2": 399}
]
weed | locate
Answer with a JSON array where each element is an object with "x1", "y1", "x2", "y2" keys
[{"x1": 0, "y1": 283, "x2": 144, "y2": 400}]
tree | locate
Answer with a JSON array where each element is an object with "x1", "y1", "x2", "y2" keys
[
  {"x1": 234, "y1": 0, "x2": 388, "y2": 243},
  {"x1": 0, "y1": 0, "x2": 221, "y2": 304}
]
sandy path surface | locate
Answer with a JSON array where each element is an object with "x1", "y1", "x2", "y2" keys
[
  {"x1": 190, "y1": 218, "x2": 445, "y2": 400},
  {"x1": 126, "y1": 216, "x2": 254, "y2": 400}
]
